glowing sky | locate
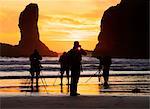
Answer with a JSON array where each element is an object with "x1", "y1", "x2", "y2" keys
[{"x1": 0, "y1": 0, "x2": 120, "y2": 53}]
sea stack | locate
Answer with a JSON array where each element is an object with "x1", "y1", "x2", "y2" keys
[
  {"x1": 93, "y1": 0, "x2": 149, "y2": 58},
  {"x1": 0, "y1": 3, "x2": 58, "y2": 57}
]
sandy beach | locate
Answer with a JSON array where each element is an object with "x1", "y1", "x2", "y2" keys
[
  {"x1": 0, "y1": 57, "x2": 149, "y2": 109},
  {"x1": 1, "y1": 95, "x2": 149, "y2": 109}
]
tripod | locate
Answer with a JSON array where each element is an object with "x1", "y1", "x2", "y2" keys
[
  {"x1": 84, "y1": 70, "x2": 102, "y2": 84},
  {"x1": 25, "y1": 70, "x2": 49, "y2": 95},
  {"x1": 53, "y1": 72, "x2": 70, "y2": 86},
  {"x1": 53, "y1": 72, "x2": 60, "y2": 86},
  {"x1": 39, "y1": 71, "x2": 49, "y2": 94}
]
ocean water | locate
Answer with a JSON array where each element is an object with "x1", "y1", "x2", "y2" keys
[
  {"x1": 0, "y1": 57, "x2": 150, "y2": 96},
  {"x1": 0, "y1": 57, "x2": 149, "y2": 72}
]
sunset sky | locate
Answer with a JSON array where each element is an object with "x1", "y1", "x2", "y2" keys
[{"x1": 0, "y1": 0, "x2": 120, "y2": 53}]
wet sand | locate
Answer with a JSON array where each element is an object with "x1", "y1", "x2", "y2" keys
[{"x1": 1, "y1": 95, "x2": 149, "y2": 109}]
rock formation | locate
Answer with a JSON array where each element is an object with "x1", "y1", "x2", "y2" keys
[
  {"x1": 0, "y1": 3, "x2": 58, "y2": 57},
  {"x1": 93, "y1": 0, "x2": 149, "y2": 58}
]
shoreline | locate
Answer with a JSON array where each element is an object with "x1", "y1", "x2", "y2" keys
[{"x1": 0, "y1": 73, "x2": 149, "y2": 79}]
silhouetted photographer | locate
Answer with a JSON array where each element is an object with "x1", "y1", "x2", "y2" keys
[
  {"x1": 68, "y1": 41, "x2": 87, "y2": 96},
  {"x1": 99, "y1": 56, "x2": 112, "y2": 88},
  {"x1": 59, "y1": 52, "x2": 70, "y2": 85},
  {"x1": 29, "y1": 49, "x2": 42, "y2": 91}
]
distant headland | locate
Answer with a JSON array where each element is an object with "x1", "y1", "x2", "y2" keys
[{"x1": 0, "y1": 3, "x2": 58, "y2": 57}]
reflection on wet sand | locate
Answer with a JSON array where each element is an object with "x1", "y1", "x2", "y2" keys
[
  {"x1": 20, "y1": 77, "x2": 71, "y2": 95},
  {"x1": 0, "y1": 75, "x2": 150, "y2": 96}
]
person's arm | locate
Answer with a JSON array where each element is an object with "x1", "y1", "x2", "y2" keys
[
  {"x1": 81, "y1": 49, "x2": 87, "y2": 56},
  {"x1": 59, "y1": 56, "x2": 62, "y2": 63}
]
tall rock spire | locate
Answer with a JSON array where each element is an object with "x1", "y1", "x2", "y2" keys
[
  {"x1": 18, "y1": 3, "x2": 39, "y2": 47},
  {"x1": 0, "y1": 3, "x2": 58, "y2": 57}
]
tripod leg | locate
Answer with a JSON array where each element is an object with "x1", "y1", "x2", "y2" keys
[
  {"x1": 31, "y1": 77, "x2": 34, "y2": 92},
  {"x1": 85, "y1": 76, "x2": 92, "y2": 83},
  {"x1": 40, "y1": 77, "x2": 49, "y2": 94},
  {"x1": 43, "y1": 78, "x2": 48, "y2": 87},
  {"x1": 53, "y1": 72, "x2": 59, "y2": 86},
  {"x1": 40, "y1": 71, "x2": 48, "y2": 87},
  {"x1": 84, "y1": 71, "x2": 99, "y2": 83},
  {"x1": 25, "y1": 76, "x2": 32, "y2": 96},
  {"x1": 98, "y1": 73, "x2": 101, "y2": 87},
  {"x1": 66, "y1": 70, "x2": 69, "y2": 85},
  {"x1": 25, "y1": 71, "x2": 35, "y2": 96},
  {"x1": 30, "y1": 71, "x2": 34, "y2": 93}
]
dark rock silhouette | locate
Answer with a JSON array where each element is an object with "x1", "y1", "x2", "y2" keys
[
  {"x1": 93, "y1": 0, "x2": 149, "y2": 58},
  {"x1": 0, "y1": 3, "x2": 58, "y2": 57}
]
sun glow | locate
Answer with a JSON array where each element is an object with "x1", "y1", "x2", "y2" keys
[
  {"x1": 68, "y1": 31, "x2": 88, "y2": 41},
  {"x1": 70, "y1": 32, "x2": 85, "y2": 41}
]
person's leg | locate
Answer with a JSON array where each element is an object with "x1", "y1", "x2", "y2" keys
[
  {"x1": 30, "y1": 72, "x2": 34, "y2": 84},
  {"x1": 104, "y1": 76, "x2": 108, "y2": 85},
  {"x1": 60, "y1": 83, "x2": 63, "y2": 93},
  {"x1": 36, "y1": 71, "x2": 40, "y2": 92},
  {"x1": 30, "y1": 71, "x2": 34, "y2": 92},
  {"x1": 70, "y1": 70, "x2": 76, "y2": 95},
  {"x1": 75, "y1": 70, "x2": 80, "y2": 95},
  {"x1": 74, "y1": 81, "x2": 77, "y2": 94},
  {"x1": 103, "y1": 69, "x2": 109, "y2": 88},
  {"x1": 66, "y1": 69, "x2": 69, "y2": 85},
  {"x1": 70, "y1": 76, "x2": 73, "y2": 95},
  {"x1": 60, "y1": 71, "x2": 64, "y2": 85}
]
